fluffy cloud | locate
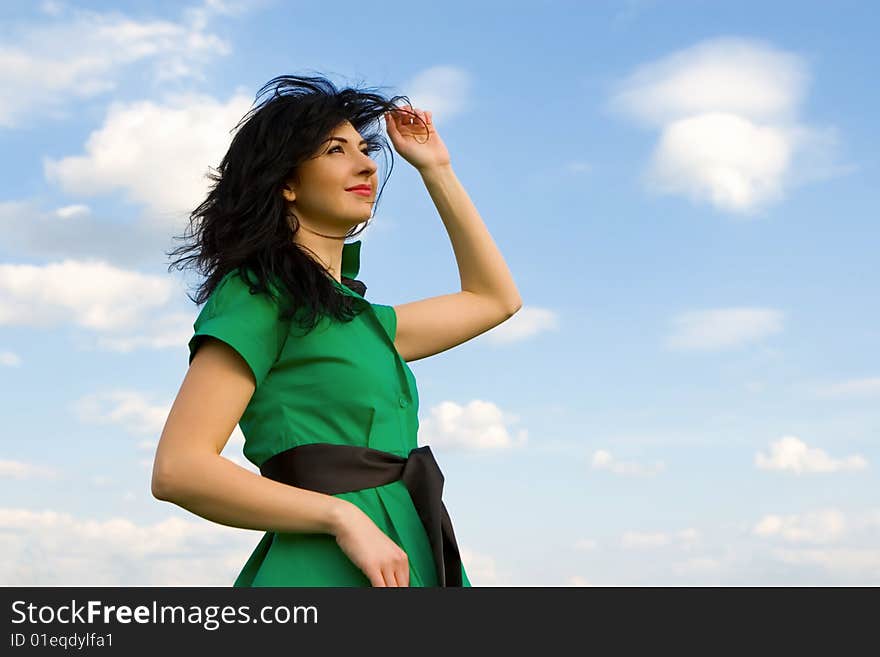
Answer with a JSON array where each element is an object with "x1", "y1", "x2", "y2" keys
[
  {"x1": 43, "y1": 92, "x2": 254, "y2": 222},
  {"x1": 72, "y1": 390, "x2": 177, "y2": 437},
  {"x1": 755, "y1": 436, "x2": 868, "y2": 474},
  {"x1": 607, "y1": 36, "x2": 853, "y2": 215},
  {"x1": 400, "y1": 66, "x2": 471, "y2": 123},
  {"x1": 0, "y1": 507, "x2": 257, "y2": 585},
  {"x1": 769, "y1": 547, "x2": 880, "y2": 576},
  {"x1": 666, "y1": 307, "x2": 783, "y2": 351},
  {"x1": 457, "y1": 547, "x2": 502, "y2": 586},
  {"x1": 70, "y1": 388, "x2": 249, "y2": 468},
  {"x1": 0, "y1": 200, "x2": 176, "y2": 269},
  {"x1": 0, "y1": 459, "x2": 59, "y2": 480},
  {"x1": 0, "y1": 504, "x2": 487, "y2": 585},
  {"x1": 591, "y1": 449, "x2": 665, "y2": 476},
  {"x1": 0, "y1": 260, "x2": 176, "y2": 332},
  {"x1": 483, "y1": 306, "x2": 559, "y2": 344},
  {"x1": 751, "y1": 508, "x2": 875, "y2": 544},
  {"x1": 418, "y1": 399, "x2": 527, "y2": 450},
  {"x1": 0, "y1": 0, "x2": 251, "y2": 128}
]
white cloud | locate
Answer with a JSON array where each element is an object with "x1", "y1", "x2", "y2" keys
[
  {"x1": 74, "y1": 390, "x2": 249, "y2": 470},
  {"x1": 71, "y1": 390, "x2": 172, "y2": 437},
  {"x1": 401, "y1": 66, "x2": 471, "y2": 124},
  {"x1": 483, "y1": 306, "x2": 559, "y2": 344},
  {"x1": 769, "y1": 547, "x2": 880, "y2": 576},
  {"x1": 418, "y1": 399, "x2": 528, "y2": 450},
  {"x1": 666, "y1": 307, "x2": 783, "y2": 351},
  {"x1": 755, "y1": 435, "x2": 869, "y2": 474},
  {"x1": 608, "y1": 37, "x2": 808, "y2": 135},
  {"x1": 591, "y1": 449, "x2": 665, "y2": 476},
  {"x1": 646, "y1": 113, "x2": 790, "y2": 211},
  {"x1": 54, "y1": 204, "x2": 91, "y2": 220},
  {"x1": 0, "y1": 200, "x2": 175, "y2": 269},
  {"x1": 565, "y1": 511, "x2": 880, "y2": 584},
  {"x1": 0, "y1": 506, "x2": 258, "y2": 585},
  {"x1": 0, "y1": 1, "x2": 249, "y2": 128},
  {"x1": 560, "y1": 509, "x2": 880, "y2": 584},
  {"x1": 458, "y1": 547, "x2": 503, "y2": 586},
  {"x1": 753, "y1": 508, "x2": 849, "y2": 543},
  {"x1": 0, "y1": 459, "x2": 59, "y2": 480},
  {"x1": 93, "y1": 311, "x2": 195, "y2": 353},
  {"x1": 1, "y1": 495, "x2": 481, "y2": 585},
  {"x1": 43, "y1": 91, "x2": 254, "y2": 222},
  {"x1": 0, "y1": 260, "x2": 176, "y2": 332},
  {"x1": 607, "y1": 36, "x2": 854, "y2": 215}
]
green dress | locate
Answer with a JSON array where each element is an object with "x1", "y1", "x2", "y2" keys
[{"x1": 188, "y1": 240, "x2": 472, "y2": 587}]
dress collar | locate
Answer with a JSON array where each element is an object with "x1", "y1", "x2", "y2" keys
[
  {"x1": 341, "y1": 240, "x2": 361, "y2": 279},
  {"x1": 335, "y1": 240, "x2": 367, "y2": 298}
]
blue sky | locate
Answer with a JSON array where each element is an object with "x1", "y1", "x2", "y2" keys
[{"x1": 1, "y1": 0, "x2": 878, "y2": 585}]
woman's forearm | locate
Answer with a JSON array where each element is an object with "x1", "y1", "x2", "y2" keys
[
  {"x1": 154, "y1": 453, "x2": 349, "y2": 536},
  {"x1": 419, "y1": 163, "x2": 522, "y2": 311}
]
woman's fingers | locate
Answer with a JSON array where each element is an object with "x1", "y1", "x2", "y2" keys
[
  {"x1": 384, "y1": 106, "x2": 430, "y2": 146},
  {"x1": 377, "y1": 550, "x2": 409, "y2": 587},
  {"x1": 366, "y1": 567, "x2": 386, "y2": 587},
  {"x1": 381, "y1": 564, "x2": 400, "y2": 587}
]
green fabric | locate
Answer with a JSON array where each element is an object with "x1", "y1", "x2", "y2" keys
[{"x1": 188, "y1": 241, "x2": 471, "y2": 587}]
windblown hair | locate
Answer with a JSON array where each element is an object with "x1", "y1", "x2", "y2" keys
[{"x1": 166, "y1": 73, "x2": 424, "y2": 334}]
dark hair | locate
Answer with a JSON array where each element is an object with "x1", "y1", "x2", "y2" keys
[{"x1": 165, "y1": 73, "x2": 425, "y2": 334}]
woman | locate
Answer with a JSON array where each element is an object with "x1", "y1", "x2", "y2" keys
[{"x1": 152, "y1": 74, "x2": 522, "y2": 587}]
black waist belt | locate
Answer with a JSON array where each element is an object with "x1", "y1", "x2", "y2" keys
[{"x1": 259, "y1": 443, "x2": 463, "y2": 587}]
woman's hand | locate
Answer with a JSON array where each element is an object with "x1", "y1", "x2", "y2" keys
[
  {"x1": 384, "y1": 105, "x2": 451, "y2": 172},
  {"x1": 333, "y1": 501, "x2": 410, "y2": 587}
]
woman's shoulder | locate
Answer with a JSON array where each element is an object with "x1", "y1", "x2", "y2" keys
[
  {"x1": 366, "y1": 302, "x2": 397, "y2": 342},
  {"x1": 189, "y1": 268, "x2": 291, "y2": 386},
  {"x1": 208, "y1": 267, "x2": 287, "y2": 310}
]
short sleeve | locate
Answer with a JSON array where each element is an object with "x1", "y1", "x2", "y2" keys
[
  {"x1": 370, "y1": 303, "x2": 397, "y2": 341},
  {"x1": 188, "y1": 272, "x2": 290, "y2": 387}
]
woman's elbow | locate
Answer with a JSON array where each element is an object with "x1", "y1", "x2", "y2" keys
[{"x1": 151, "y1": 458, "x2": 181, "y2": 501}]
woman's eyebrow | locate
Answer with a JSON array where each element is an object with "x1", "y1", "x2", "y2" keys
[{"x1": 329, "y1": 136, "x2": 368, "y2": 146}]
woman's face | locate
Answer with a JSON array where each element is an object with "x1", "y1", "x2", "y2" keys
[{"x1": 282, "y1": 120, "x2": 379, "y2": 232}]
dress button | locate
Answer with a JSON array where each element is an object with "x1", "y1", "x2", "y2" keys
[{"x1": 398, "y1": 394, "x2": 409, "y2": 408}]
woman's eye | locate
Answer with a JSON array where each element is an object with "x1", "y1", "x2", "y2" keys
[{"x1": 330, "y1": 145, "x2": 374, "y2": 156}]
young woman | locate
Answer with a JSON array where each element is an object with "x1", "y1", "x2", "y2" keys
[{"x1": 152, "y1": 74, "x2": 522, "y2": 587}]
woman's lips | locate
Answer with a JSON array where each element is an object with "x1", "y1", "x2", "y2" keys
[{"x1": 347, "y1": 188, "x2": 371, "y2": 196}]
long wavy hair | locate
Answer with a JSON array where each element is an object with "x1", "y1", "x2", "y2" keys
[{"x1": 166, "y1": 73, "x2": 424, "y2": 334}]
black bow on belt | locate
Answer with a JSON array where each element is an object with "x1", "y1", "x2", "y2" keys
[{"x1": 259, "y1": 443, "x2": 463, "y2": 587}]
